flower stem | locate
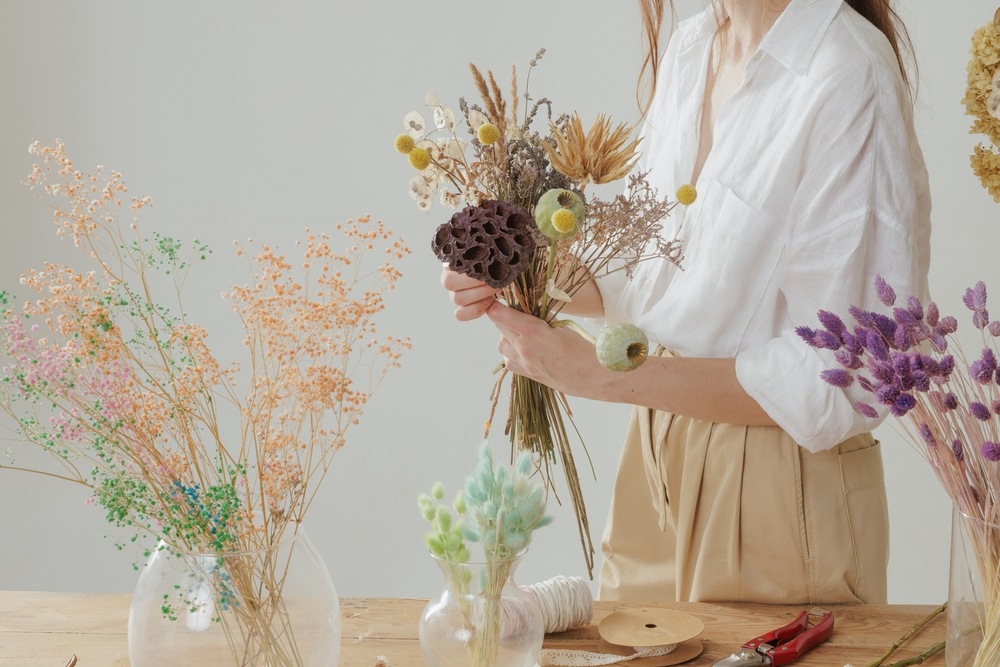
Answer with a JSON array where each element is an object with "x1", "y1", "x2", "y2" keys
[{"x1": 867, "y1": 603, "x2": 946, "y2": 667}]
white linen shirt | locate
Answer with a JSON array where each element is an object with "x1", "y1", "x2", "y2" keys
[{"x1": 594, "y1": 0, "x2": 931, "y2": 452}]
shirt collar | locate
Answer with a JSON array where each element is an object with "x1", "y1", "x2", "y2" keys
[
  {"x1": 675, "y1": 0, "x2": 844, "y2": 76},
  {"x1": 760, "y1": 0, "x2": 844, "y2": 75}
]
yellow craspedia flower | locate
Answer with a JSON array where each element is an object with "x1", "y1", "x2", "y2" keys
[
  {"x1": 408, "y1": 147, "x2": 432, "y2": 171},
  {"x1": 675, "y1": 184, "x2": 697, "y2": 206},
  {"x1": 550, "y1": 208, "x2": 577, "y2": 235},
  {"x1": 394, "y1": 134, "x2": 416, "y2": 154},
  {"x1": 477, "y1": 123, "x2": 501, "y2": 146}
]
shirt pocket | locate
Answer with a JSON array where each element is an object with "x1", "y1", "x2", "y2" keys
[{"x1": 665, "y1": 179, "x2": 787, "y2": 355}]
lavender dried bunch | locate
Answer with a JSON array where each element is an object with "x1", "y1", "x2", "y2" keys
[{"x1": 798, "y1": 276, "x2": 1000, "y2": 520}]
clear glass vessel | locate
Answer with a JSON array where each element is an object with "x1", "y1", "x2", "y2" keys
[{"x1": 128, "y1": 527, "x2": 340, "y2": 666}]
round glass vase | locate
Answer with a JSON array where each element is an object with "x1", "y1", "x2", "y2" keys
[
  {"x1": 947, "y1": 506, "x2": 1000, "y2": 667},
  {"x1": 128, "y1": 526, "x2": 340, "y2": 667},
  {"x1": 419, "y1": 554, "x2": 544, "y2": 667}
]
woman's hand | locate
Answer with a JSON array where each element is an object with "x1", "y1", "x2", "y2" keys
[
  {"x1": 486, "y1": 301, "x2": 608, "y2": 401},
  {"x1": 440, "y1": 266, "x2": 500, "y2": 321}
]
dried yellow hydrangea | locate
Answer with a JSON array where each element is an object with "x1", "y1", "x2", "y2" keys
[{"x1": 965, "y1": 20, "x2": 1000, "y2": 198}]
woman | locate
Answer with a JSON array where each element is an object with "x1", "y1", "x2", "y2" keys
[{"x1": 443, "y1": 0, "x2": 930, "y2": 604}]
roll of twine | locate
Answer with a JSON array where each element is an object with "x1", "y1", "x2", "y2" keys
[
  {"x1": 522, "y1": 575, "x2": 594, "y2": 634},
  {"x1": 501, "y1": 575, "x2": 678, "y2": 667}
]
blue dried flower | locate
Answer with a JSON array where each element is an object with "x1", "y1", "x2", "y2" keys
[
  {"x1": 875, "y1": 275, "x2": 897, "y2": 306},
  {"x1": 821, "y1": 368, "x2": 853, "y2": 388},
  {"x1": 971, "y1": 402, "x2": 992, "y2": 421},
  {"x1": 981, "y1": 441, "x2": 1000, "y2": 462}
]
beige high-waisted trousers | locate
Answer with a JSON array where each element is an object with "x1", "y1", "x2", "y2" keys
[{"x1": 598, "y1": 395, "x2": 889, "y2": 604}]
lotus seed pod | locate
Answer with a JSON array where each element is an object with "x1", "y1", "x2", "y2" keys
[
  {"x1": 596, "y1": 323, "x2": 649, "y2": 372},
  {"x1": 534, "y1": 188, "x2": 584, "y2": 241},
  {"x1": 431, "y1": 200, "x2": 536, "y2": 289}
]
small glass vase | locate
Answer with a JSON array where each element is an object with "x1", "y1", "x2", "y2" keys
[
  {"x1": 419, "y1": 553, "x2": 544, "y2": 667},
  {"x1": 128, "y1": 526, "x2": 340, "y2": 667},
  {"x1": 948, "y1": 506, "x2": 1000, "y2": 667}
]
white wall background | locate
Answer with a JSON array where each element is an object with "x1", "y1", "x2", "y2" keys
[{"x1": 0, "y1": 0, "x2": 995, "y2": 604}]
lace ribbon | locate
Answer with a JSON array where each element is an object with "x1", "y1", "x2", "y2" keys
[{"x1": 537, "y1": 643, "x2": 677, "y2": 666}]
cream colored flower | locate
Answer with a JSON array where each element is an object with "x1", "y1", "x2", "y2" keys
[{"x1": 543, "y1": 114, "x2": 641, "y2": 186}]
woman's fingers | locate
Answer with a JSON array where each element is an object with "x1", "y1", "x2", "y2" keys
[{"x1": 441, "y1": 267, "x2": 499, "y2": 320}]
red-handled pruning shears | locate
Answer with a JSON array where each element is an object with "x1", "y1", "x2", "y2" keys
[{"x1": 713, "y1": 608, "x2": 834, "y2": 667}]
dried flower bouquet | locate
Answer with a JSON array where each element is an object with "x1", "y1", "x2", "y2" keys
[
  {"x1": 0, "y1": 141, "x2": 410, "y2": 665},
  {"x1": 395, "y1": 50, "x2": 686, "y2": 576},
  {"x1": 799, "y1": 277, "x2": 1000, "y2": 666}
]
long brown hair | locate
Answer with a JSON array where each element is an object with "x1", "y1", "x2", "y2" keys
[{"x1": 636, "y1": 0, "x2": 916, "y2": 114}]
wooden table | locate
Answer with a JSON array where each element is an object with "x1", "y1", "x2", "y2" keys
[{"x1": 0, "y1": 592, "x2": 947, "y2": 666}]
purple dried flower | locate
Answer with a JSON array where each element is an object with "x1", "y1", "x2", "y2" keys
[
  {"x1": 875, "y1": 384, "x2": 900, "y2": 405},
  {"x1": 813, "y1": 330, "x2": 842, "y2": 350},
  {"x1": 953, "y1": 439, "x2": 964, "y2": 462},
  {"x1": 871, "y1": 361, "x2": 895, "y2": 385},
  {"x1": 926, "y1": 301, "x2": 940, "y2": 327},
  {"x1": 858, "y1": 376, "x2": 875, "y2": 393},
  {"x1": 893, "y1": 326, "x2": 913, "y2": 350},
  {"x1": 817, "y1": 310, "x2": 847, "y2": 337},
  {"x1": 939, "y1": 356, "x2": 956, "y2": 375},
  {"x1": 891, "y1": 393, "x2": 917, "y2": 416},
  {"x1": 820, "y1": 368, "x2": 854, "y2": 388},
  {"x1": 936, "y1": 316, "x2": 959, "y2": 336},
  {"x1": 875, "y1": 275, "x2": 896, "y2": 306},
  {"x1": 912, "y1": 371, "x2": 931, "y2": 392},
  {"x1": 992, "y1": 399, "x2": 1000, "y2": 414},
  {"x1": 841, "y1": 332, "x2": 862, "y2": 355},
  {"x1": 855, "y1": 402, "x2": 879, "y2": 418},
  {"x1": 974, "y1": 309, "x2": 991, "y2": 331},
  {"x1": 906, "y1": 295, "x2": 924, "y2": 320},
  {"x1": 872, "y1": 314, "x2": 897, "y2": 342},
  {"x1": 981, "y1": 441, "x2": 1000, "y2": 462},
  {"x1": 964, "y1": 282, "x2": 988, "y2": 311},
  {"x1": 930, "y1": 335, "x2": 948, "y2": 353},
  {"x1": 865, "y1": 330, "x2": 890, "y2": 361},
  {"x1": 970, "y1": 348, "x2": 998, "y2": 384},
  {"x1": 850, "y1": 305, "x2": 876, "y2": 328},
  {"x1": 834, "y1": 348, "x2": 863, "y2": 370},
  {"x1": 919, "y1": 423, "x2": 937, "y2": 446},
  {"x1": 944, "y1": 393, "x2": 959, "y2": 410},
  {"x1": 795, "y1": 326, "x2": 817, "y2": 347},
  {"x1": 893, "y1": 307, "x2": 918, "y2": 329},
  {"x1": 892, "y1": 354, "x2": 912, "y2": 374},
  {"x1": 991, "y1": 321, "x2": 1000, "y2": 337},
  {"x1": 971, "y1": 402, "x2": 992, "y2": 421}
]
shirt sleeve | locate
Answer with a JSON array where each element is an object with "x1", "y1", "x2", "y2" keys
[{"x1": 735, "y1": 48, "x2": 931, "y2": 453}]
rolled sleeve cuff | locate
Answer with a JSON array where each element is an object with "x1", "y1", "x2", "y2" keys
[{"x1": 735, "y1": 332, "x2": 884, "y2": 453}]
